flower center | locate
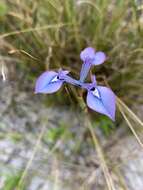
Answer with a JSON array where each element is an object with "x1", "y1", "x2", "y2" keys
[
  {"x1": 51, "y1": 75, "x2": 59, "y2": 83},
  {"x1": 90, "y1": 87, "x2": 100, "y2": 98}
]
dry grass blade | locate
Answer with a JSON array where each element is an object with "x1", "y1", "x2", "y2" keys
[
  {"x1": 113, "y1": 168, "x2": 128, "y2": 190},
  {"x1": 0, "y1": 62, "x2": 7, "y2": 81},
  {"x1": 47, "y1": 0, "x2": 62, "y2": 13},
  {"x1": 77, "y1": 0, "x2": 101, "y2": 15},
  {"x1": 53, "y1": 159, "x2": 60, "y2": 190},
  {"x1": 0, "y1": 23, "x2": 71, "y2": 39},
  {"x1": 117, "y1": 102, "x2": 143, "y2": 149},
  {"x1": 9, "y1": 49, "x2": 39, "y2": 60},
  {"x1": 78, "y1": 96, "x2": 116, "y2": 190},
  {"x1": 117, "y1": 97, "x2": 143, "y2": 127},
  {"x1": 15, "y1": 124, "x2": 47, "y2": 190},
  {"x1": 87, "y1": 120, "x2": 116, "y2": 190}
]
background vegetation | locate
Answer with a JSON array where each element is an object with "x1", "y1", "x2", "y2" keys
[
  {"x1": 0, "y1": 0, "x2": 143, "y2": 189},
  {"x1": 1, "y1": 0, "x2": 143, "y2": 105}
]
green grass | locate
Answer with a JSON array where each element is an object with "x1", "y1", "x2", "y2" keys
[
  {"x1": 2, "y1": 172, "x2": 26, "y2": 190},
  {"x1": 0, "y1": 0, "x2": 143, "y2": 108},
  {"x1": 0, "y1": 0, "x2": 142, "y2": 144}
]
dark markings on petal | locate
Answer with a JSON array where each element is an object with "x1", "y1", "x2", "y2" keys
[{"x1": 90, "y1": 87, "x2": 95, "y2": 91}]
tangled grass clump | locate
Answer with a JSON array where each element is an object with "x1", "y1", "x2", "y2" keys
[{"x1": 0, "y1": 0, "x2": 143, "y2": 111}]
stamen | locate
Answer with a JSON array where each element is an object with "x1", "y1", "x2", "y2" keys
[
  {"x1": 51, "y1": 75, "x2": 59, "y2": 82},
  {"x1": 90, "y1": 87, "x2": 95, "y2": 91},
  {"x1": 91, "y1": 88, "x2": 100, "y2": 98}
]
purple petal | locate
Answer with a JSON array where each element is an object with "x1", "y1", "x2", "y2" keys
[
  {"x1": 86, "y1": 86, "x2": 116, "y2": 121},
  {"x1": 79, "y1": 61, "x2": 91, "y2": 82},
  {"x1": 35, "y1": 71, "x2": 63, "y2": 94},
  {"x1": 58, "y1": 69, "x2": 69, "y2": 76},
  {"x1": 38, "y1": 81, "x2": 63, "y2": 94},
  {"x1": 98, "y1": 86, "x2": 116, "y2": 120},
  {"x1": 81, "y1": 82, "x2": 93, "y2": 90},
  {"x1": 63, "y1": 75, "x2": 82, "y2": 87},
  {"x1": 92, "y1": 51, "x2": 106, "y2": 65},
  {"x1": 80, "y1": 47, "x2": 95, "y2": 61},
  {"x1": 91, "y1": 75, "x2": 97, "y2": 84}
]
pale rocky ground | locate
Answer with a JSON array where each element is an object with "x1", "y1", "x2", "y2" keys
[{"x1": 0, "y1": 79, "x2": 143, "y2": 190}]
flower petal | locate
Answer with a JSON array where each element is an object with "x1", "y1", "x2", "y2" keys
[
  {"x1": 79, "y1": 61, "x2": 91, "y2": 82},
  {"x1": 58, "y1": 69, "x2": 69, "y2": 76},
  {"x1": 63, "y1": 75, "x2": 82, "y2": 87},
  {"x1": 98, "y1": 86, "x2": 116, "y2": 120},
  {"x1": 91, "y1": 75, "x2": 97, "y2": 85},
  {"x1": 39, "y1": 81, "x2": 63, "y2": 94},
  {"x1": 80, "y1": 47, "x2": 95, "y2": 61},
  {"x1": 92, "y1": 51, "x2": 106, "y2": 65},
  {"x1": 35, "y1": 71, "x2": 63, "y2": 94},
  {"x1": 86, "y1": 86, "x2": 116, "y2": 121}
]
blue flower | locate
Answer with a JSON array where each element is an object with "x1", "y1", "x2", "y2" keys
[
  {"x1": 82, "y1": 76, "x2": 116, "y2": 121},
  {"x1": 35, "y1": 68, "x2": 81, "y2": 93},
  {"x1": 35, "y1": 69, "x2": 69, "y2": 94},
  {"x1": 80, "y1": 47, "x2": 106, "y2": 82},
  {"x1": 35, "y1": 47, "x2": 116, "y2": 121}
]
